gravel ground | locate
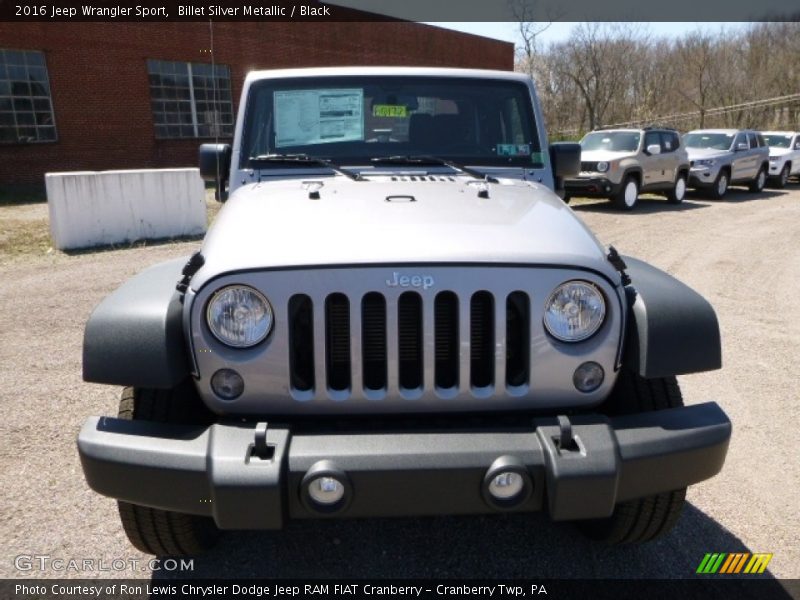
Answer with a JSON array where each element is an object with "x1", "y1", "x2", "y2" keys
[{"x1": 1, "y1": 187, "x2": 798, "y2": 585}]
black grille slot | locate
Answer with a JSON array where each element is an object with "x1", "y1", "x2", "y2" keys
[
  {"x1": 470, "y1": 291, "x2": 494, "y2": 388},
  {"x1": 506, "y1": 292, "x2": 530, "y2": 387},
  {"x1": 325, "y1": 293, "x2": 351, "y2": 391},
  {"x1": 580, "y1": 161, "x2": 598, "y2": 172},
  {"x1": 362, "y1": 292, "x2": 387, "y2": 391},
  {"x1": 288, "y1": 294, "x2": 314, "y2": 392},
  {"x1": 398, "y1": 292, "x2": 423, "y2": 389},
  {"x1": 434, "y1": 292, "x2": 459, "y2": 389}
]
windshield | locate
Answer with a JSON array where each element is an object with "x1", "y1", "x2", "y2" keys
[
  {"x1": 763, "y1": 134, "x2": 793, "y2": 148},
  {"x1": 684, "y1": 133, "x2": 734, "y2": 150},
  {"x1": 580, "y1": 131, "x2": 641, "y2": 152},
  {"x1": 240, "y1": 76, "x2": 543, "y2": 168}
]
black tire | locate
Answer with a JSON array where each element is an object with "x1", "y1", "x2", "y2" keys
[
  {"x1": 577, "y1": 370, "x2": 687, "y2": 544},
  {"x1": 562, "y1": 194, "x2": 572, "y2": 204},
  {"x1": 710, "y1": 169, "x2": 729, "y2": 200},
  {"x1": 117, "y1": 382, "x2": 220, "y2": 556},
  {"x1": 611, "y1": 176, "x2": 639, "y2": 210},
  {"x1": 748, "y1": 166, "x2": 767, "y2": 193},
  {"x1": 773, "y1": 164, "x2": 790, "y2": 189},
  {"x1": 666, "y1": 172, "x2": 687, "y2": 204}
]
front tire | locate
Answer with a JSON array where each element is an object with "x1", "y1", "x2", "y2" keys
[
  {"x1": 749, "y1": 166, "x2": 766, "y2": 193},
  {"x1": 577, "y1": 371, "x2": 687, "y2": 544},
  {"x1": 773, "y1": 164, "x2": 790, "y2": 189},
  {"x1": 666, "y1": 173, "x2": 687, "y2": 204},
  {"x1": 116, "y1": 383, "x2": 220, "y2": 556},
  {"x1": 710, "y1": 170, "x2": 729, "y2": 199},
  {"x1": 612, "y1": 176, "x2": 639, "y2": 210}
]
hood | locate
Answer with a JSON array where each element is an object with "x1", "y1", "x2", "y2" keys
[
  {"x1": 191, "y1": 176, "x2": 617, "y2": 289},
  {"x1": 579, "y1": 150, "x2": 635, "y2": 162},
  {"x1": 768, "y1": 147, "x2": 793, "y2": 158},
  {"x1": 686, "y1": 147, "x2": 730, "y2": 161}
]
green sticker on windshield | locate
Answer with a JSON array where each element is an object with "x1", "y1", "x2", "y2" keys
[{"x1": 373, "y1": 104, "x2": 407, "y2": 118}]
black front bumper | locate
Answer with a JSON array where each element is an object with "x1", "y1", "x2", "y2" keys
[
  {"x1": 564, "y1": 177, "x2": 621, "y2": 198},
  {"x1": 77, "y1": 403, "x2": 730, "y2": 528}
]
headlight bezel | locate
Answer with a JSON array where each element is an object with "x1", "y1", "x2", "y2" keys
[
  {"x1": 596, "y1": 161, "x2": 610, "y2": 173},
  {"x1": 543, "y1": 280, "x2": 607, "y2": 343},
  {"x1": 694, "y1": 158, "x2": 716, "y2": 167},
  {"x1": 206, "y1": 284, "x2": 274, "y2": 348}
]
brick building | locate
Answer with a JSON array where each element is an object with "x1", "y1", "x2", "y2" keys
[{"x1": 0, "y1": 22, "x2": 513, "y2": 185}]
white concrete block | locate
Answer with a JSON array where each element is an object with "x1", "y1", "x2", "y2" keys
[{"x1": 45, "y1": 168, "x2": 206, "y2": 250}]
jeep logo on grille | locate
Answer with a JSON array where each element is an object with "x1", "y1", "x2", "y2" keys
[{"x1": 386, "y1": 272, "x2": 435, "y2": 290}]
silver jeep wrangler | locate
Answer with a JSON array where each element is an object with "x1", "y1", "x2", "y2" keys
[{"x1": 77, "y1": 67, "x2": 730, "y2": 555}]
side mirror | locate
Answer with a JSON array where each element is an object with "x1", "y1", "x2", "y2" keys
[
  {"x1": 646, "y1": 144, "x2": 661, "y2": 155},
  {"x1": 199, "y1": 143, "x2": 232, "y2": 202},
  {"x1": 549, "y1": 142, "x2": 581, "y2": 198},
  {"x1": 794, "y1": 142, "x2": 800, "y2": 150},
  {"x1": 736, "y1": 142, "x2": 749, "y2": 151}
]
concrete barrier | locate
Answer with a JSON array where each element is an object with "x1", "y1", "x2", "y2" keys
[{"x1": 46, "y1": 168, "x2": 207, "y2": 250}]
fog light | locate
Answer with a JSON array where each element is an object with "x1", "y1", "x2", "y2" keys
[
  {"x1": 573, "y1": 361, "x2": 604, "y2": 393},
  {"x1": 488, "y1": 472, "x2": 524, "y2": 500},
  {"x1": 210, "y1": 368, "x2": 244, "y2": 400},
  {"x1": 301, "y1": 460, "x2": 351, "y2": 513},
  {"x1": 308, "y1": 476, "x2": 345, "y2": 506},
  {"x1": 482, "y1": 456, "x2": 532, "y2": 509}
]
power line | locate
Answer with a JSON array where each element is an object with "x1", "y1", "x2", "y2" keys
[{"x1": 553, "y1": 93, "x2": 800, "y2": 136}]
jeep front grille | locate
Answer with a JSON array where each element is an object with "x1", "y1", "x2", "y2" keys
[
  {"x1": 288, "y1": 290, "x2": 531, "y2": 399},
  {"x1": 580, "y1": 161, "x2": 598, "y2": 172}
]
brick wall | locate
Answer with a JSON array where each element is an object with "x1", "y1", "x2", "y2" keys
[{"x1": 0, "y1": 22, "x2": 514, "y2": 185}]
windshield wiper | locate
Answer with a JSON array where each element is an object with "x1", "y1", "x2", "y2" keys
[
  {"x1": 249, "y1": 153, "x2": 362, "y2": 181},
  {"x1": 369, "y1": 155, "x2": 499, "y2": 183}
]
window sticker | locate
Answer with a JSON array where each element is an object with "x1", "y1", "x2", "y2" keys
[
  {"x1": 497, "y1": 143, "x2": 531, "y2": 157},
  {"x1": 274, "y1": 88, "x2": 363, "y2": 147},
  {"x1": 372, "y1": 104, "x2": 408, "y2": 118}
]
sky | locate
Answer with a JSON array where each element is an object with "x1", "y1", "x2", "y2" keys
[{"x1": 425, "y1": 22, "x2": 748, "y2": 47}]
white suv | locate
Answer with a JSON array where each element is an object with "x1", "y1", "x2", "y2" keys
[{"x1": 762, "y1": 131, "x2": 800, "y2": 188}]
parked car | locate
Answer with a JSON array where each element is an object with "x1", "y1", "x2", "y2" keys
[
  {"x1": 77, "y1": 67, "x2": 730, "y2": 555},
  {"x1": 685, "y1": 129, "x2": 770, "y2": 198},
  {"x1": 564, "y1": 127, "x2": 690, "y2": 210},
  {"x1": 762, "y1": 131, "x2": 800, "y2": 188}
]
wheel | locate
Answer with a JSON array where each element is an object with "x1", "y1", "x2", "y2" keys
[
  {"x1": 666, "y1": 173, "x2": 687, "y2": 204},
  {"x1": 612, "y1": 176, "x2": 639, "y2": 210},
  {"x1": 577, "y1": 370, "x2": 687, "y2": 544},
  {"x1": 774, "y1": 164, "x2": 790, "y2": 189},
  {"x1": 748, "y1": 166, "x2": 766, "y2": 193},
  {"x1": 710, "y1": 170, "x2": 729, "y2": 199},
  {"x1": 116, "y1": 382, "x2": 220, "y2": 556}
]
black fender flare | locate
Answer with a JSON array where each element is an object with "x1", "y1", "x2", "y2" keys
[
  {"x1": 621, "y1": 167, "x2": 643, "y2": 186},
  {"x1": 83, "y1": 257, "x2": 189, "y2": 389},
  {"x1": 621, "y1": 256, "x2": 721, "y2": 378}
]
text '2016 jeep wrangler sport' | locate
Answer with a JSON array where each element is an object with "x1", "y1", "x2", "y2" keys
[{"x1": 77, "y1": 68, "x2": 730, "y2": 555}]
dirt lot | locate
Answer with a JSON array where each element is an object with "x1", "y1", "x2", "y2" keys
[{"x1": 1, "y1": 187, "x2": 798, "y2": 583}]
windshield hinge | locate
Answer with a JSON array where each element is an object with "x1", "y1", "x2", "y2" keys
[
  {"x1": 606, "y1": 246, "x2": 631, "y2": 286},
  {"x1": 176, "y1": 251, "x2": 205, "y2": 294}
]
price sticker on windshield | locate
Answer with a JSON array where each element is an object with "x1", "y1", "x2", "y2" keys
[{"x1": 373, "y1": 104, "x2": 408, "y2": 118}]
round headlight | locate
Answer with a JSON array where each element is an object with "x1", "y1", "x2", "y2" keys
[
  {"x1": 596, "y1": 161, "x2": 609, "y2": 173},
  {"x1": 207, "y1": 285, "x2": 273, "y2": 347},
  {"x1": 544, "y1": 281, "x2": 606, "y2": 342}
]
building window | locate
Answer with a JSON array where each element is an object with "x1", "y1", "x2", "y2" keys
[
  {"x1": 147, "y1": 59, "x2": 234, "y2": 139},
  {"x1": 0, "y1": 49, "x2": 57, "y2": 144}
]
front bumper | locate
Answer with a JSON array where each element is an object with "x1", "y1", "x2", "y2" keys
[
  {"x1": 688, "y1": 165, "x2": 721, "y2": 188},
  {"x1": 768, "y1": 160, "x2": 785, "y2": 177},
  {"x1": 564, "y1": 176, "x2": 621, "y2": 198},
  {"x1": 77, "y1": 403, "x2": 730, "y2": 528}
]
